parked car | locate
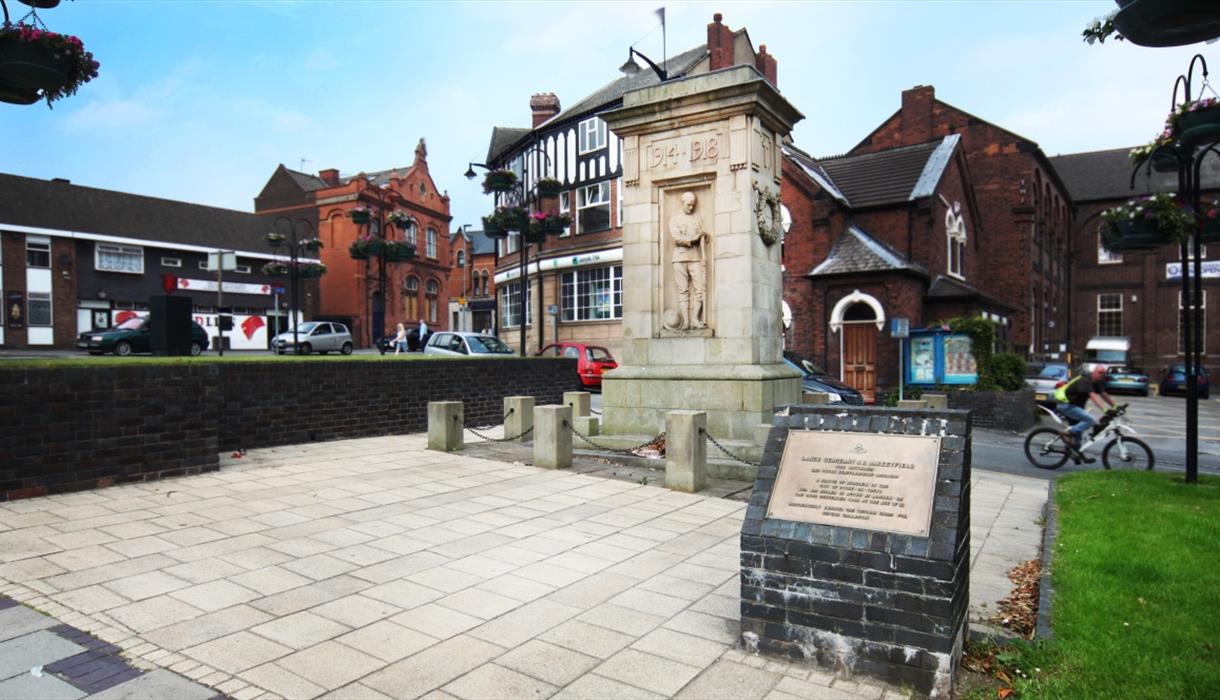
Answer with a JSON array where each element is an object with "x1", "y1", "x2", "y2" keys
[
  {"x1": 424, "y1": 331, "x2": 515, "y2": 357},
  {"x1": 1159, "y1": 364, "x2": 1211, "y2": 399},
  {"x1": 1026, "y1": 361, "x2": 1071, "y2": 406},
  {"x1": 537, "y1": 343, "x2": 618, "y2": 390},
  {"x1": 783, "y1": 350, "x2": 865, "y2": 405},
  {"x1": 76, "y1": 317, "x2": 209, "y2": 356},
  {"x1": 271, "y1": 322, "x2": 353, "y2": 355},
  {"x1": 1103, "y1": 366, "x2": 1150, "y2": 396}
]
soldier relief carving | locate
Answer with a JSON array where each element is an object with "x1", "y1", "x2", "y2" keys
[
  {"x1": 664, "y1": 191, "x2": 709, "y2": 331},
  {"x1": 753, "y1": 181, "x2": 782, "y2": 246}
]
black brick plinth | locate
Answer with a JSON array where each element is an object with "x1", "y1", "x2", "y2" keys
[
  {"x1": 0, "y1": 358, "x2": 575, "y2": 501},
  {"x1": 740, "y1": 405, "x2": 971, "y2": 698}
]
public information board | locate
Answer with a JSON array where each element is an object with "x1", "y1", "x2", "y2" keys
[{"x1": 767, "y1": 431, "x2": 940, "y2": 537}]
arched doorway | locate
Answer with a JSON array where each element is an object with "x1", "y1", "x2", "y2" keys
[{"x1": 830, "y1": 290, "x2": 885, "y2": 404}]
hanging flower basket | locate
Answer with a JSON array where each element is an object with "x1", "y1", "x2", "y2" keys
[
  {"x1": 482, "y1": 169, "x2": 518, "y2": 194},
  {"x1": 536, "y1": 178, "x2": 563, "y2": 199},
  {"x1": 1151, "y1": 152, "x2": 1178, "y2": 173},
  {"x1": 264, "y1": 232, "x2": 286, "y2": 247},
  {"x1": 528, "y1": 212, "x2": 570, "y2": 242},
  {"x1": 261, "y1": 261, "x2": 290, "y2": 276},
  {"x1": 382, "y1": 241, "x2": 417, "y2": 262},
  {"x1": 482, "y1": 215, "x2": 508, "y2": 240},
  {"x1": 0, "y1": 24, "x2": 100, "y2": 106},
  {"x1": 1101, "y1": 218, "x2": 1164, "y2": 253},
  {"x1": 297, "y1": 262, "x2": 327, "y2": 278},
  {"x1": 1174, "y1": 98, "x2": 1220, "y2": 146},
  {"x1": 387, "y1": 210, "x2": 413, "y2": 230},
  {"x1": 1100, "y1": 193, "x2": 1196, "y2": 252},
  {"x1": 0, "y1": 76, "x2": 39, "y2": 105},
  {"x1": 349, "y1": 206, "x2": 371, "y2": 225},
  {"x1": 300, "y1": 237, "x2": 323, "y2": 252},
  {"x1": 348, "y1": 235, "x2": 385, "y2": 260}
]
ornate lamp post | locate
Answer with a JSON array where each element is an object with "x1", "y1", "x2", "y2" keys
[
  {"x1": 347, "y1": 186, "x2": 417, "y2": 347},
  {"x1": 466, "y1": 145, "x2": 563, "y2": 357},
  {"x1": 265, "y1": 216, "x2": 323, "y2": 353}
]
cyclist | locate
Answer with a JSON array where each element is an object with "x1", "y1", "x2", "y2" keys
[{"x1": 1054, "y1": 364, "x2": 1118, "y2": 461}]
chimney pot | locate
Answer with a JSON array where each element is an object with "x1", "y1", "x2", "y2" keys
[
  {"x1": 319, "y1": 168, "x2": 340, "y2": 186},
  {"x1": 529, "y1": 92, "x2": 561, "y2": 128}
]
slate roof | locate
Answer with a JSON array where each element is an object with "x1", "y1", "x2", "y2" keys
[
  {"x1": 926, "y1": 274, "x2": 1016, "y2": 311},
  {"x1": 0, "y1": 173, "x2": 275, "y2": 253},
  {"x1": 1048, "y1": 146, "x2": 1220, "y2": 202},
  {"x1": 808, "y1": 225, "x2": 927, "y2": 277},
  {"x1": 782, "y1": 143, "x2": 850, "y2": 206},
  {"x1": 283, "y1": 167, "x2": 328, "y2": 192},
  {"x1": 342, "y1": 166, "x2": 414, "y2": 188},
  {"x1": 450, "y1": 229, "x2": 496, "y2": 255},
  {"x1": 485, "y1": 42, "x2": 712, "y2": 164},
  {"x1": 817, "y1": 139, "x2": 949, "y2": 209}
]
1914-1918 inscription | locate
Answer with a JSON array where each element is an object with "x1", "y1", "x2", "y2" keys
[{"x1": 766, "y1": 432, "x2": 941, "y2": 537}]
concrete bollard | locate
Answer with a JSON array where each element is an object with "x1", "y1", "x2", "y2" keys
[
  {"x1": 564, "y1": 391, "x2": 591, "y2": 418},
  {"x1": 898, "y1": 399, "x2": 928, "y2": 409},
  {"x1": 427, "y1": 401, "x2": 463, "y2": 452},
  {"x1": 533, "y1": 405, "x2": 572, "y2": 469},
  {"x1": 923, "y1": 393, "x2": 949, "y2": 409},
  {"x1": 666, "y1": 410, "x2": 707, "y2": 493},
  {"x1": 503, "y1": 396, "x2": 535, "y2": 442},
  {"x1": 802, "y1": 392, "x2": 830, "y2": 405},
  {"x1": 572, "y1": 415, "x2": 600, "y2": 437}
]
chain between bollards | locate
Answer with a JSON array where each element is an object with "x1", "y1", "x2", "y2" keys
[
  {"x1": 563, "y1": 420, "x2": 665, "y2": 456},
  {"x1": 699, "y1": 426, "x2": 761, "y2": 468},
  {"x1": 455, "y1": 408, "x2": 534, "y2": 443}
]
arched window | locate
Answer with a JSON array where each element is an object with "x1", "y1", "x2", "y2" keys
[
  {"x1": 945, "y1": 201, "x2": 967, "y2": 279},
  {"x1": 405, "y1": 276, "x2": 419, "y2": 320},
  {"x1": 426, "y1": 279, "x2": 439, "y2": 323},
  {"x1": 456, "y1": 250, "x2": 465, "y2": 268},
  {"x1": 404, "y1": 220, "x2": 418, "y2": 249},
  {"x1": 426, "y1": 228, "x2": 438, "y2": 259},
  {"x1": 482, "y1": 270, "x2": 490, "y2": 296}
]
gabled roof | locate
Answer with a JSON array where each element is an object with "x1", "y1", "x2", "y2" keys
[
  {"x1": 450, "y1": 229, "x2": 496, "y2": 255},
  {"x1": 0, "y1": 173, "x2": 274, "y2": 253},
  {"x1": 1048, "y1": 146, "x2": 1220, "y2": 202},
  {"x1": 486, "y1": 42, "x2": 711, "y2": 164},
  {"x1": 782, "y1": 143, "x2": 850, "y2": 206},
  {"x1": 808, "y1": 224, "x2": 927, "y2": 277},
  {"x1": 817, "y1": 137, "x2": 955, "y2": 208},
  {"x1": 283, "y1": 167, "x2": 328, "y2": 192}
]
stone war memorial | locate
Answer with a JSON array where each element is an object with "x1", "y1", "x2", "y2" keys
[
  {"x1": 600, "y1": 64, "x2": 803, "y2": 442},
  {"x1": 742, "y1": 404, "x2": 972, "y2": 696}
]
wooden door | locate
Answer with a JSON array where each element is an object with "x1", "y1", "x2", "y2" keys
[{"x1": 843, "y1": 324, "x2": 878, "y2": 403}]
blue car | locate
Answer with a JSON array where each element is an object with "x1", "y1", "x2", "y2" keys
[
  {"x1": 783, "y1": 351, "x2": 865, "y2": 405},
  {"x1": 1159, "y1": 364, "x2": 1211, "y2": 399},
  {"x1": 1104, "y1": 366, "x2": 1150, "y2": 397}
]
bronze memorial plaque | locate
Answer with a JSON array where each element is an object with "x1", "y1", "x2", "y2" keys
[{"x1": 766, "y1": 432, "x2": 941, "y2": 537}]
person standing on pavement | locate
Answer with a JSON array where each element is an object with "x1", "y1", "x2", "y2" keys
[
  {"x1": 418, "y1": 318, "x2": 429, "y2": 350},
  {"x1": 391, "y1": 323, "x2": 408, "y2": 356},
  {"x1": 1055, "y1": 364, "x2": 1117, "y2": 459}
]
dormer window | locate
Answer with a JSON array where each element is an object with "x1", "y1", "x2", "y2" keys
[
  {"x1": 946, "y1": 201, "x2": 967, "y2": 279},
  {"x1": 578, "y1": 117, "x2": 607, "y2": 154}
]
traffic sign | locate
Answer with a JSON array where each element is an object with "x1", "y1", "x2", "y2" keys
[
  {"x1": 891, "y1": 317, "x2": 910, "y2": 338},
  {"x1": 273, "y1": 286, "x2": 285, "y2": 295}
]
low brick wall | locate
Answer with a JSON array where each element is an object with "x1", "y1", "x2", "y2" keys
[
  {"x1": 0, "y1": 358, "x2": 576, "y2": 501},
  {"x1": 946, "y1": 389, "x2": 1034, "y2": 432}
]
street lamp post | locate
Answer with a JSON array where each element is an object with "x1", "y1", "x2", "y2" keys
[
  {"x1": 348, "y1": 186, "x2": 417, "y2": 348},
  {"x1": 266, "y1": 216, "x2": 318, "y2": 352},
  {"x1": 466, "y1": 145, "x2": 557, "y2": 358}
]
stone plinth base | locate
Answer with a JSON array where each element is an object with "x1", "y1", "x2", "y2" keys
[{"x1": 602, "y1": 364, "x2": 799, "y2": 442}]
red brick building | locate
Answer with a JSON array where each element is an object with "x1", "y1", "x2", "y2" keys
[
  {"x1": 1050, "y1": 147, "x2": 1220, "y2": 376},
  {"x1": 446, "y1": 228, "x2": 497, "y2": 333},
  {"x1": 255, "y1": 139, "x2": 454, "y2": 346}
]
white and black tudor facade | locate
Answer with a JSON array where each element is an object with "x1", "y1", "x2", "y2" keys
[
  {"x1": 482, "y1": 13, "x2": 778, "y2": 356},
  {"x1": 0, "y1": 173, "x2": 318, "y2": 351}
]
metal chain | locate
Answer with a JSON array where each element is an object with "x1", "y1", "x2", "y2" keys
[
  {"x1": 563, "y1": 420, "x2": 665, "y2": 456},
  {"x1": 700, "y1": 427, "x2": 761, "y2": 468},
  {"x1": 455, "y1": 411, "x2": 534, "y2": 443}
]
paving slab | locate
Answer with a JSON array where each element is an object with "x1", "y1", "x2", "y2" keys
[{"x1": 85, "y1": 669, "x2": 216, "y2": 700}]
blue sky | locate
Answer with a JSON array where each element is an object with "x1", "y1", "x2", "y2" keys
[{"x1": 1, "y1": 1, "x2": 1212, "y2": 232}]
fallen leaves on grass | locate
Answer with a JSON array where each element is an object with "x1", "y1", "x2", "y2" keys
[{"x1": 991, "y1": 558, "x2": 1042, "y2": 638}]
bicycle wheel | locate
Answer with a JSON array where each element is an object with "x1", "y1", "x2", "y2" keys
[
  {"x1": 1024, "y1": 428, "x2": 1071, "y2": 470},
  {"x1": 1102, "y1": 437, "x2": 1155, "y2": 471}
]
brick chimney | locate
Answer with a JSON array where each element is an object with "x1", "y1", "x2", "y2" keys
[
  {"x1": 318, "y1": 168, "x2": 340, "y2": 186},
  {"x1": 901, "y1": 85, "x2": 936, "y2": 144},
  {"x1": 755, "y1": 43, "x2": 777, "y2": 88},
  {"x1": 707, "y1": 13, "x2": 735, "y2": 71},
  {"x1": 530, "y1": 93, "x2": 561, "y2": 127}
]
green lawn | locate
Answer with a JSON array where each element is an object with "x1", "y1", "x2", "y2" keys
[{"x1": 1008, "y1": 471, "x2": 1220, "y2": 699}]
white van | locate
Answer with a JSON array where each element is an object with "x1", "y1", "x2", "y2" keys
[{"x1": 1083, "y1": 336, "x2": 1131, "y2": 373}]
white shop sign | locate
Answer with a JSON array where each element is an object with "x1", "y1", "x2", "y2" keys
[
  {"x1": 177, "y1": 278, "x2": 273, "y2": 295},
  {"x1": 1166, "y1": 261, "x2": 1220, "y2": 280}
]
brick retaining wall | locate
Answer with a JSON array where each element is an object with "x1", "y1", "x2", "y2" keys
[
  {"x1": 0, "y1": 358, "x2": 576, "y2": 501},
  {"x1": 946, "y1": 389, "x2": 1034, "y2": 432}
]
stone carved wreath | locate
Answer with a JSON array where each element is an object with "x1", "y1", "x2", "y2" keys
[{"x1": 753, "y1": 181, "x2": 783, "y2": 246}]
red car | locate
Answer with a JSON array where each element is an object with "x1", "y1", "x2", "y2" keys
[{"x1": 538, "y1": 343, "x2": 618, "y2": 389}]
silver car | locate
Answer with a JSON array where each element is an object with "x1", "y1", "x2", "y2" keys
[
  {"x1": 423, "y1": 332, "x2": 515, "y2": 357},
  {"x1": 1026, "y1": 361, "x2": 1071, "y2": 406},
  {"x1": 272, "y1": 321, "x2": 354, "y2": 355}
]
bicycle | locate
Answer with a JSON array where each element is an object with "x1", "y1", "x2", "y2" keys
[{"x1": 1023, "y1": 403, "x2": 1155, "y2": 471}]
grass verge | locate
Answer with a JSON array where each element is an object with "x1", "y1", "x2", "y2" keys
[{"x1": 998, "y1": 471, "x2": 1219, "y2": 699}]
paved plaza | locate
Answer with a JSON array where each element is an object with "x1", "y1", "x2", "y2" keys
[{"x1": 0, "y1": 432, "x2": 1048, "y2": 699}]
